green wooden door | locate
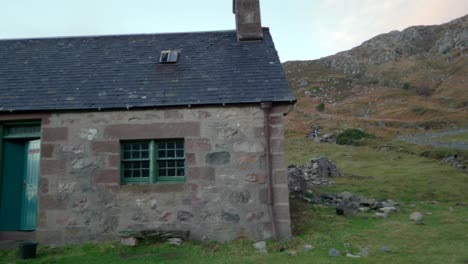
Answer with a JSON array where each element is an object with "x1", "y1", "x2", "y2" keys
[
  {"x1": 20, "y1": 140, "x2": 41, "y2": 230},
  {"x1": 0, "y1": 139, "x2": 40, "y2": 231},
  {"x1": 0, "y1": 141, "x2": 25, "y2": 230}
]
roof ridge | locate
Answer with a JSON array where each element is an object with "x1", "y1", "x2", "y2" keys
[{"x1": 0, "y1": 28, "x2": 271, "y2": 42}]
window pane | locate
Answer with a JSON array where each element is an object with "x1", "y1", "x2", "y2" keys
[
  {"x1": 142, "y1": 169, "x2": 149, "y2": 177},
  {"x1": 123, "y1": 151, "x2": 131, "y2": 159},
  {"x1": 177, "y1": 169, "x2": 184, "y2": 176},
  {"x1": 167, "y1": 150, "x2": 174, "y2": 157},
  {"x1": 158, "y1": 160, "x2": 167, "y2": 169},
  {"x1": 167, "y1": 142, "x2": 174, "y2": 149},
  {"x1": 176, "y1": 149, "x2": 184, "y2": 157},
  {"x1": 132, "y1": 151, "x2": 140, "y2": 159},
  {"x1": 176, "y1": 141, "x2": 183, "y2": 148},
  {"x1": 168, "y1": 169, "x2": 175, "y2": 176},
  {"x1": 159, "y1": 169, "x2": 166, "y2": 176},
  {"x1": 176, "y1": 160, "x2": 184, "y2": 168},
  {"x1": 168, "y1": 160, "x2": 175, "y2": 168},
  {"x1": 142, "y1": 161, "x2": 150, "y2": 169},
  {"x1": 124, "y1": 170, "x2": 131, "y2": 178},
  {"x1": 158, "y1": 150, "x2": 166, "y2": 158},
  {"x1": 133, "y1": 170, "x2": 141, "y2": 177},
  {"x1": 141, "y1": 143, "x2": 149, "y2": 150}
]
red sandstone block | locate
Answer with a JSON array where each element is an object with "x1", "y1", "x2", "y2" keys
[
  {"x1": 39, "y1": 178, "x2": 49, "y2": 194},
  {"x1": 40, "y1": 160, "x2": 66, "y2": 176},
  {"x1": 271, "y1": 153, "x2": 286, "y2": 170},
  {"x1": 104, "y1": 122, "x2": 200, "y2": 139},
  {"x1": 108, "y1": 155, "x2": 120, "y2": 168},
  {"x1": 92, "y1": 141, "x2": 119, "y2": 153},
  {"x1": 95, "y1": 170, "x2": 119, "y2": 184},
  {"x1": 270, "y1": 126, "x2": 284, "y2": 138},
  {"x1": 185, "y1": 138, "x2": 211, "y2": 152},
  {"x1": 274, "y1": 205, "x2": 291, "y2": 221},
  {"x1": 244, "y1": 172, "x2": 267, "y2": 184},
  {"x1": 186, "y1": 153, "x2": 197, "y2": 166},
  {"x1": 188, "y1": 167, "x2": 215, "y2": 181},
  {"x1": 270, "y1": 139, "x2": 285, "y2": 154},
  {"x1": 269, "y1": 116, "x2": 283, "y2": 125},
  {"x1": 273, "y1": 169, "x2": 287, "y2": 185},
  {"x1": 41, "y1": 144, "x2": 54, "y2": 158},
  {"x1": 39, "y1": 195, "x2": 66, "y2": 210},
  {"x1": 273, "y1": 186, "x2": 290, "y2": 204},
  {"x1": 42, "y1": 127, "x2": 68, "y2": 141}
]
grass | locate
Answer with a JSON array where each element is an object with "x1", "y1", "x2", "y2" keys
[
  {"x1": 428, "y1": 132, "x2": 468, "y2": 143},
  {"x1": 1, "y1": 131, "x2": 467, "y2": 263}
]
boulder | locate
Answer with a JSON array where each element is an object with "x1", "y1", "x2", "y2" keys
[
  {"x1": 121, "y1": 237, "x2": 139, "y2": 247},
  {"x1": 253, "y1": 241, "x2": 267, "y2": 253},
  {"x1": 336, "y1": 200, "x2": 359, "y2": 216},
  {"x1": 328, "y1": 248, "x2": 342, "y2": 257},
  {"x1": 410, "y1": 212, "x2": 423, "y2": 222}
]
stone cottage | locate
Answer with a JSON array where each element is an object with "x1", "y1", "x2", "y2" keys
[{"x1": 0, "y1": 0, "x2": 295, "y2": 245}]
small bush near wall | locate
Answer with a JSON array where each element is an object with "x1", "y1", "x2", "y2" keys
[{"x1": 336, "y1": 129, "x2": 372, "y2": 146}]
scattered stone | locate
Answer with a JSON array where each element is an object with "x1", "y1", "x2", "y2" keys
[
  {"x1": 253, "y1": 241, "x2": 267, "y2": 253},
  {"x1": 167, "y1": 238, "x2": 183, "y2": 246},
  {"x1": 359, "y1": 248, "x2": 370, "y2": 257},
  {"x1": 379, "y1": 207, "x2": 397, "y2": 214},
  {"x1": 287, "y1": 250, "x2": 297, "y2": 256},
  {"x1": 380, "y1": 246, "x2": 391, "y2": 253},
  {"x1": 374, "y1": 212, "x2": 387, "y2": 218},
  {"x1": 410, "y1": 212, "x2": 423, "y2": 222},
  {"x1": 362, "y1": 198, "x2": 376, "y2": 207},
  {"x1": 359, "y1": 207, "x2": 370, "y2": 212},
  {"x1": 303, "y1": 244, "x2": 314, "y2": 252},
  {"x1": 346, "y1": 253, "x2": 361, "y2": 258},
  {"x1": 415, "y1": 220, "x2": 425, "y2": 225},
  {"x1": 328, "y1": 248, "x2": 342, "y2": 257},
  {"x1": 121, "y1": 237, "x2": 139, "y2": 246},
  {"x1": 448, "y1": 206, "x2": 454, "y2": 212},
  {"x1": 425, "y1": 212, "x2": 433, "y2": 215},
  {"x1": 336, "y1": 200, "x2": 359, "y2": 216}
]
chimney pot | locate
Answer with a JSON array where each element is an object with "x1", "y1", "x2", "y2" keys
[{"x1": 234, "y1": 0, "x2": 263, "y2": 41}]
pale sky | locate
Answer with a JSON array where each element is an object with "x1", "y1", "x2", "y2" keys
[{"x1": 0, "y1": 0, "x2": 467, "y2": 61}]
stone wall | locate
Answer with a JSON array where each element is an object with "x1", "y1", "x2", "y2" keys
[{"x1": 32, "y1": 104, "x2": 291, "y2": 245}]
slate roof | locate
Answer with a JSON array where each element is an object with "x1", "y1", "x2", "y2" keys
[{"x1": 0, "y1": 28, "x2": 295, "y2": 112}]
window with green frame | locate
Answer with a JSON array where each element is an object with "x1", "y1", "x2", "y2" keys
[{"x1": 120, "y1": 139, "x2": 185, "y2": 184}]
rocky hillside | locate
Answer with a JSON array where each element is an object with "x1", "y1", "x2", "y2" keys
[{"x1": 283, "y1": 15, "x2": 468, "y2": 136}]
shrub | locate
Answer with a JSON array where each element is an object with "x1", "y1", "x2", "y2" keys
[
  {"x1": 402, "y1": 82, "x2": 411, "y2": 90},
  {"x1": 336, "y1": 128, "x2": 372, "y2": 146},
  {"x1": 316, "y1": 102, "x2": 325, "y2": 112}
]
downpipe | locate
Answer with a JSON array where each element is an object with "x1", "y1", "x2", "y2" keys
[{"x1": 260, "y1": 102, "x2": 277, "y2": 240}]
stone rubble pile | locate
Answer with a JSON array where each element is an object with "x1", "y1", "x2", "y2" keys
[
  {"x1": 288, "y1": 157, "x2": 399, "y2": 217},
  {"x1": 288, "y1": 157, "x2": 341, "y2": 191}
]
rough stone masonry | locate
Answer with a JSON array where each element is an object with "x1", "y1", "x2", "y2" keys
[{"x1": 34, "y1": 105, "x2": 291, "y2": 245}]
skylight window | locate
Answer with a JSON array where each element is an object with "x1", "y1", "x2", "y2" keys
[{"x1": 159, "y1": 50, "x2": 180, "y2": 63}]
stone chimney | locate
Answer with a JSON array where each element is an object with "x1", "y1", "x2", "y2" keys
[{"x1": 233, "y1": 0, "x2": 263, "y2": 41}]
